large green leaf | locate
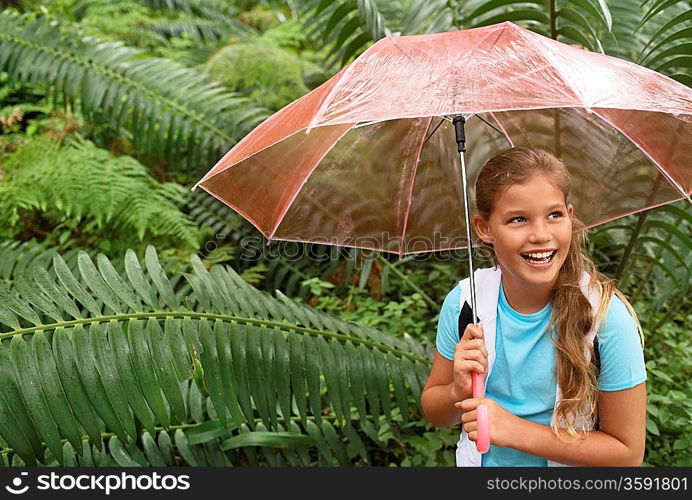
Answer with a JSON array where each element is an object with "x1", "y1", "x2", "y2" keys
[
  {"x1": 0, "y1": 245, "x2": 429, "y2": 465},
  {"x1": 0, "y1": 12, "x2": 270, "y2": 173}
]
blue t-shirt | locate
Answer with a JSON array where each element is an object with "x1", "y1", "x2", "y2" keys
[{"x1": 436, "y1": 281, "x2": 647, "y2": 467}]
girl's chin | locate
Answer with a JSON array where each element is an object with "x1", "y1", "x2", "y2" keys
[{"x1": 517, "y1": 258, "x2": 563, "y2": 283}]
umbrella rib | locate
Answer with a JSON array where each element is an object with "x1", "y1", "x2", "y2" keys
[
  {"x1": 400, "y1": 116, "x2": 435, "y2": 256},
  {"x1": 488, "y1": 112, "x2": 514, "y2": 147},
  {"x1": 267, "y1": 125, "x2": 355, "y2": 241},
  {"x1": 194, "y1": 184, "x2": 268, "y2": 241},
  {"x1": 474, "y1": 112, "x2": 514, "y2": 148},
  {"x1": 423, "y1": 117, "x2": 445, "y2": 145},
  {"x1": 582, "y1": 195, "x2": 688, "y2": 230},
  {"x1": 592, "y1": 110, "x2": 689, "y2": 200},
  {"x1": 517, "y1": 28, "x2": 586, "y2": 107},
  {"x1": 307, "y1": 41, "x2": 384, "y2": 131}
]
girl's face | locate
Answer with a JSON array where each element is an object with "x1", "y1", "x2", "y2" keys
[{"x1": 473, "y1": 175, "x2": 574, "y2": 290}]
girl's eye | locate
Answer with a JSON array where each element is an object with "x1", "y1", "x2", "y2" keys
[
  {"x1": 548, "y1": 211, "x2": 564, "y2": 219},
  {"x1": 509, "y1": 216, "x2": 526, "y2": 223}
]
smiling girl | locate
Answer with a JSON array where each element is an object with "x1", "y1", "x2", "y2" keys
[{"x1": 421, "y1": 148, "x2": 647, "y2": 467}]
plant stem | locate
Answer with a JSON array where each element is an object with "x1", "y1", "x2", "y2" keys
[
  {"x1": 615, "y1": 211, "x2": 649, "y2": 290},
  {"x1": 0, "y1": 311, "x2": 428, "y2": 364}
]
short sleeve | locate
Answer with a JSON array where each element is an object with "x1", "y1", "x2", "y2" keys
[
  {"x1": 597, "y1": 295, "x2": 647, "y2": 391},
  {"x1": 435, "y1": 284, "x2": 462, "y2": 361}
]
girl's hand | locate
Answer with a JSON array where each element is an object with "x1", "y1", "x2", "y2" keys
[
  {"x1": 456, "y1": 398, "x2": 520, "y2": 448},
  {"x1": 450, "y1": 324, "x2": 488, "y2": 402}
]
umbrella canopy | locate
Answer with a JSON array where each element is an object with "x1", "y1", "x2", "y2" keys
[{"x1": 193, "y1": 21, "x2": 691, "y2": 256}]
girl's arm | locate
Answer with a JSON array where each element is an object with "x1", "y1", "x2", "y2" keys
[{"x1": 459, "y1": 382, "x2": 647, "y2": 466}]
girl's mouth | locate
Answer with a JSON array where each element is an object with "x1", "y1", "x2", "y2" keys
[{"x1": 520, "y1": 250, "x2": 557, "y2": 266}]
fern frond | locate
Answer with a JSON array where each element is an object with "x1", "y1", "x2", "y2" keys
[
  {"x1": 141, "y1": 19, "x2": 228, "y2": 43},
  {"x1": 636, "y1": 1, "x2": 692, "y2": 84},
  {"x1": 0, "y1": 137, "x2": 200, "y2": 251},
  {"x1": 300, "y1": 0, "x2": 390, "y2": 67},
  {"x1": 0, "y1": 245, "x2": 430, "y2": 465},
  {"x1": 3, "y1": 379, "x2": 388, "y2": 466},
  {"x1": 0, "y1": 12, "x2": 270, "y2": 172}
]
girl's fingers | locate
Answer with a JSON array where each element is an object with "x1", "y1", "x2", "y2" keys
[
  {"x1": 463, "y1": 421, "x2": 477, "y2": 434},
  {"x1": 460, "y1": 324, "x2": 484, "y2": 342},
  {"x1": 460, "y1": 409, "x2": 477, "y2": 423},
  {"x1": 459, "y1": 349, "x2": 488, "y2": 367},
  {"x1": 458, "y1": 361, "x2": 485, "y2": 374},
  {"x1": 468, "y1": 431, "x2": 477, "y2": 442},
  {"x1": 459, "y1": 339, "x2": 488, "y2": 358}
]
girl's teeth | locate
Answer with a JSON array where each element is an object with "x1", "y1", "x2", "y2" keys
[
  {"x1": 521, "y1": 250, "x2": 556, "y2": 263},
  {"x1": 528, "y1": 252, "x2": 551, "y2": 258}
]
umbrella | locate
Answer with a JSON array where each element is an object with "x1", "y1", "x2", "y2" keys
[{"x1": 193, "y1": 21, "x2": 692, "y2": 454}]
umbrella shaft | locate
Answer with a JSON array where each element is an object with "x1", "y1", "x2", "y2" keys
[{"x1": 458, "y1": 149, "x2": 478, "y2": 323}]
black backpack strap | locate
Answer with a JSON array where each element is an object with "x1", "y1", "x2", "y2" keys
[
  {"x1": 457, "y1": 301, "x2": 476, "y2": 340},
  {"x1": 593, "y1": 335, "x2": 601, "y2": 431}
]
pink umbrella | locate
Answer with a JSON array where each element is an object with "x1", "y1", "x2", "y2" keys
[{"x1": 194, "y1": 21, "x2": 692, "y2": 453}]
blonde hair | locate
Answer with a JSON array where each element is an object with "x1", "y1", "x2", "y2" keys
[{"x1": 474, "y1": 148, "x2": 643, "y2": 438}]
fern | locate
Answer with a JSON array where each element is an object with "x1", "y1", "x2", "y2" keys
[
  {"x1": 589, "y1": 200, "x2": 691, "y2": 330},
  {"x1": 300, "y1": 0, "x2": 391, "y2": 67},
  {"x1": 0, "y1": 137, "x2": 201, "y2": 252},
  {"x1": 0, "y1": 245, "x2": 429, "y2": 465},
  {"x1": 636, "y1": 0, "x2": 692, "y2": 85},
  {"x1": 1, "y1": 379, "x2": 386, "y2": 466},
  {"x1": 0, "y1": 11, "x2": 270, "y2": 173},
  {"x1": 300, "y1": 0, "x2": 614, "y2": 69}
]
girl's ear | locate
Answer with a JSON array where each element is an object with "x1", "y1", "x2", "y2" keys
[
  {"x1": 472, "y1": 214, "x2": 494, "y2": 245},
  {"x1": 567, "y1": 203, "x2": 574, "y2": 218}
]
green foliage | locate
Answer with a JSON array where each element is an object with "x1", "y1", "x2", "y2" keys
[
  {"x1": 0, "y1": 137, "x2": 200, "y2": 254},
  {"x1": 641, "y1": 317, "x2": 692, "y2": 467},
  {"x1": 0, "y1": 0, "x2": 689, "y2": 468},
  {"x1": 589, "y1": 202, "x2": 691, "y2": 328},
  {"x1": 238, "y1": 6, "x2": 281, "y2": 32},
  {"x1": 73, "y1": 0, "x2": 256, "y2": 49},
  {"x1": 636, "y1": 0, "x2": 692, "y2": 85},
  {"x1": 300, "y1": 0, "x2": 391, "y2": 67},
  {"x1": 310, "y1": 288, "x2": 433, "y2": 341},
  {"x1": 0, "y1": 246, "x2": 430, "y2": 466},
  {"x1": 204, "y1": 40, "x2": 310, "y2": 110},
  {"x1": 0, "y1": 11, "x2": 270, "y2": 173},
  {"x1": 300, "y1": 0, "x2": 614, "y2": 68}
]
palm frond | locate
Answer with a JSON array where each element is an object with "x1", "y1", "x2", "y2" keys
[
  {"x1": 594, "y1": 201, "x2": 692, "y2": 328},
  {"x1": 458, "y1": 0, "x2": 612, "y2": 52},
  {"x1": 300, "y1": 0, "x2": 391, "y2": 67},
  {"x1": 0, "y1": 11, "x2": 271, "y2": 173},
  {"x1": 636, "y1": 0, "x2": 692, "y2": 84},
  {"x1": 0, "y1": 245, "x2": 430, "y2": 465},
  {"x1": 301, "y1": 0, "x2": 614, "y2": 67}
]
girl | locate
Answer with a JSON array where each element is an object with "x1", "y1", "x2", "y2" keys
[{"x1": 421, "y1": 148, "x2": 647, "y2": 467}]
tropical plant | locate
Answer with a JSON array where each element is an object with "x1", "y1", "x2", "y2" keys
[
  {"x1": 300, "y1": 0, "x2": 615, "y2": 67},
  {"x1": 0, "y1": 136, "x2": 201, "y2": 254},
  {"x1": 0, "y1": 11, "x2": 270, "y2": 175},
  {"x1": 0, "y1": 245, "x2": 430, "y2": 466},
  {"x1": 0, "y1": 0, "x2": 688, "y2": 468},
  {"x1": 204, "y1": 41, "x2": 310, "y2": 110}
]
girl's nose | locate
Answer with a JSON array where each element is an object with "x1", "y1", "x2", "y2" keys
[{"x1": 528, "y1": 221, "x2": 551, "y2": 243}]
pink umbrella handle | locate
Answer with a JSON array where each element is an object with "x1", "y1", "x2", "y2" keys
[{"x1": 472, "y1": 372, "x2": 490, "y2": 453}]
